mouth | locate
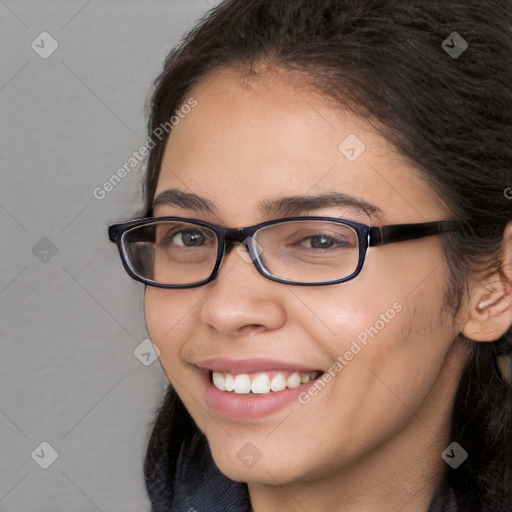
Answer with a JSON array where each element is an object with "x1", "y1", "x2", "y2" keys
[
  {"x1": 196, "y1": 359, "x2": 326, "y2": 419},
  {"x1": 209, "y1": 369, "x2": 324, "y2": 395}
]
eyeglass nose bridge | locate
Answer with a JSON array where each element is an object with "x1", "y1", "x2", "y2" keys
[
  {"x1": 220, "y1": 226, "x2": 256, "y2": 254},
  {"x1": 210, "y1": 227, "x2": 263, "y2": 282}
]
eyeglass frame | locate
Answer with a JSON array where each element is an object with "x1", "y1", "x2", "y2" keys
[{"x1": 108, "y1": 216, "x2": 460, "y2": 288}]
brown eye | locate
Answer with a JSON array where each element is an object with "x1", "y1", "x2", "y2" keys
[
  {"x1": 297, "y1": 234, "x2": 350, "y2": 250},
  {"x1": 168, "y1": 229, "x2": 209, "y2": 247}
]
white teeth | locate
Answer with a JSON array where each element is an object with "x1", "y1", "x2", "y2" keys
[
  {"x1": 234, "y1": 374, "x2": 252, "y2": 394},
  {"x1": 270, "y1": 372, "x2": 287, "y2": 391},
  {"x1": 211, "y1": 370, "x2": 321, "y2": 394},
  {"x1": 224, "y1": 373, "x2": 235, "y2": 392},
  {"x1": 212, "y1": 371, "x2": 225, "y2": 391},
  {"x1": 286, "y1": 372, "x2": 301, "y2": 389},
  {"x1": 251, "y1": 374, "x2": 271, "y2": 394}
]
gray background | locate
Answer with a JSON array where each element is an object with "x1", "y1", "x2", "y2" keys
[{"x1": 1, "y1": 1, "x2": 220, "y2": 510}]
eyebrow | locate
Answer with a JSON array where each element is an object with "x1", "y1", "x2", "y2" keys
[{"x1": 152, "y1": 188, "x2": 382, "y2": 220}]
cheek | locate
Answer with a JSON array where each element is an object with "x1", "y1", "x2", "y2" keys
[
  {"x1": 289, "y1": 279, "x2": 403, "y2": 360},
  {"x1": 144, "y1": 288, "x2": 198, "y2": 371},
  {"x1": 288, "y1": 286, "x2": 453, "y2": 440},
  {"x1": 290, "y1": 263, "x2": 454, "y2": 423}
]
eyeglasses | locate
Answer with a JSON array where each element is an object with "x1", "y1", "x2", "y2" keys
[{"x1": 108, "y1": 216, "x2": 460, "y2": 288}]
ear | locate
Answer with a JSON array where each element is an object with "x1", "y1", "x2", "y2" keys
[{"x1": 461, "y1": 222, "x2": 512, "y2": 342}]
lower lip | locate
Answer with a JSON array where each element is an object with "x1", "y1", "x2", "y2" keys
[{"x1": 200, "y1": 370, "x2": 321, "y2": 420}]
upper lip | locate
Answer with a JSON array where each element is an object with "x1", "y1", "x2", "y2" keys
[{"x1": 195, "y1": 357, "x2": 323, "y2": 374}]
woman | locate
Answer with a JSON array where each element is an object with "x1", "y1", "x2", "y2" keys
[{"x1": 108, "y1": 1, "x2": 512, "y2": 510}]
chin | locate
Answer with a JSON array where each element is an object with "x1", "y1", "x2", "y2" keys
[{"x1": 209, "y1": 441, "x2": 307, "y2": 485}]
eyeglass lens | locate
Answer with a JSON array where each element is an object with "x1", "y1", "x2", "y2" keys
[{"x1": 121, "y1": 220, "x2": 360, "y2": 285}]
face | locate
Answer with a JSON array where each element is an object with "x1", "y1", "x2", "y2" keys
[{"x1": 144, "y1": 67, "x2": 468, "y2": 487}]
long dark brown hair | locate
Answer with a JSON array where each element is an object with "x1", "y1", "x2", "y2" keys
[{"x1": 140, "y1": 1, "x2": 512, "y2": 510}]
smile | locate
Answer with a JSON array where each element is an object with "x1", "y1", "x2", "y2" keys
[
  {"x1": 210, "y1": 370, "x2": 323, "y2": 394},
  {"x1": 197, "y1": 357, "x2": 327, "y2": 419}
]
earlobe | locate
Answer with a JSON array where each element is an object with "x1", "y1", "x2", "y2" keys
[{"x1": 461, "y1": 222, "x2": 512, "y2": 343}]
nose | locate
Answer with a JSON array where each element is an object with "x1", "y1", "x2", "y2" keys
[{"x1": 198, "y1": 241, "x2": 286, "y2": 337}]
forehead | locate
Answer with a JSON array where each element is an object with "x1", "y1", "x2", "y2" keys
[{"x1": 155, "y1": 67, "x2": 445, "y2": 225}]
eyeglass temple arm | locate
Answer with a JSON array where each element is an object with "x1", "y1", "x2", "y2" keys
[
  {"x1": 369, "y1": 220, "x2": 460, "y2": 247},
  {"x1": 109, "y1": 225, "x2": 121, "y2": 243}
]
